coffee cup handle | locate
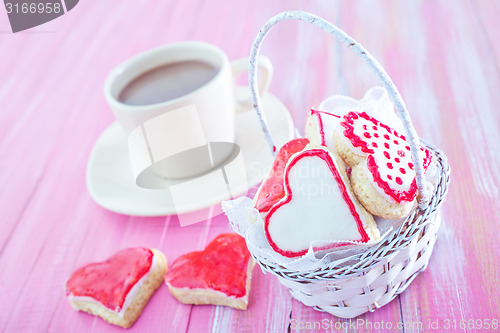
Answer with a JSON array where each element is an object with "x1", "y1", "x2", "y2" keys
[{"x1": 230, "y1": 56, "x2": 273, "y2": 112}]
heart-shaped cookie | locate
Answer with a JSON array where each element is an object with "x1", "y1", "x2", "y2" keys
[
  {"x1": 265, "y1": 148, "x2": 379, "y2": 258},
  {"x1": 254, "y1": 138, "x2": 309, "y2": 213},
  {"x1": 334, "y1": 111, "x2": 432, "y2": 218},
  {"x1": 66, "y1": 248, "x2": 153, "y2": 311},
  {"x1": 65, "y1": 248, "x2": 167, "y2": 328},
  {"x1": 164, "y1": 233, "x2": 255, "y2": 310},
  {"x1": 340, "y1": 111, "x2": 431, "y2": 201}
]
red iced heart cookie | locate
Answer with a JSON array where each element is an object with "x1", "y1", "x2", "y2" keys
[
  {"x1": 164, "y1": 233, "x2": 255, "y2": 310},
  {"x1": 265, "y1": 148, "x2": 379, "y2": 258},
  {"x1": 66, "y1": 248, "x2": 153, "y2": 312},
  {"x1": 254, "y1": 138, "x2": 309, "y2": 213},
  {"x1": 65, "y1": 247, "x2": 167, "y2": 328},
  {"x1": 340, "y1": 111, "x2": 431, "y2": 203}
]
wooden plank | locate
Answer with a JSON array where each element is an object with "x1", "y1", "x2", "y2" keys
[
  {"x1": 0, "y1": 0, "x2": 187, "y2": 331},
  {"x1": 398, "y1": 1, "x2": 500, "y2": 329}
]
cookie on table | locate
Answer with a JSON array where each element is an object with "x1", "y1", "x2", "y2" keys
[
  {"x1": 165, "y1": 233, "x2": 255, "y2": 310},
  {"x1": 334, "y1": 111, "x2": 432, "y2": 219},
  {"x1": 65, "y1": 248, "x2": 167, "y2": 329}
]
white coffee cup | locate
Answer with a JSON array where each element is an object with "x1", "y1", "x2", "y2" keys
[{"x1": 104, "y1": 41, "x2": 272, "y2": 184}]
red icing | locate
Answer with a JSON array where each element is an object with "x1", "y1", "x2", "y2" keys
[
  {"x1": 341, "y1": 113, "x2": 374, "y2": 155},
  {"x1": 341, "y1": 111, "x2": 432, "y2": 203},
  {"x1": 265, "y1": 149, "x2": 370, "y2": 258},
  {"x1": 165, "y1": 233, "x2": 251, "y2": 298},
  {"x1": 254, "y1": 138, "x2": 309, "y2": 213},
  {"x1": 65, "y1": 248, "x2": 153, "y2": 312}
]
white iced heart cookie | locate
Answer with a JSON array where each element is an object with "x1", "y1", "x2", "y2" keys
[
  {"x1": 334, "y1": 111, "x2": 432, "y2": 219},
  {"x1": 265, "y1": 147, "x2": 380, "y2": 258}
]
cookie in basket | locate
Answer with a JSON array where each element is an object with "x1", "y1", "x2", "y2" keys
[
  {"x1": 65, "y1": 248, "x2": 167, "y2": 328},
  {"x1": 305, "y1": 109, "x2": 340, "y2": 150},
  {"x1": 255, "y1": 142, "x2": 380, "y2": 258},
  {"x1": 164, "y1": 233, "x2": 255, "y2": 310},
  {"x1": 334, "y1": 111, "x2": 432, "y2": 219},
  {"x1": 254, "y1": 138, "x2": 310, "y2": 214}
]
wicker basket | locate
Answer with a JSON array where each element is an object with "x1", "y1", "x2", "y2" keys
[{"x1": 237, "y1": 11, "x2": 450, "y2": 318}]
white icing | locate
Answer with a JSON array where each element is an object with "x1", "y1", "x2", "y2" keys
[
  {"x1": 306, "y1": 111, "x2": 340, "y2": 149},
  {"x1": 68, "y1": 251, "x2": 159, "y2": 318},
  {"x1": 267, "y1": 149, "x2": 372, "y2": 253},
  {"x1": 362, "y1": 162, "x2": 397, "y2": 204},
  {"x1": 305, "y1": 114, "x2": 323, "y2": 146}
]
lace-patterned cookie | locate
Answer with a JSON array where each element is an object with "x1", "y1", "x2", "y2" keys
[{"x1": 334, "y1": 111, "x2": 432, "y2": 219}]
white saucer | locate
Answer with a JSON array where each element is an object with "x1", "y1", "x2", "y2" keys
[{"x1": 86, "y1": 87, "x2": 295, "y2": 216}]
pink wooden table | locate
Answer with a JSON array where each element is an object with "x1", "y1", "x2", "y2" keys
[{"x1": 1, "y1": 1, "x2": 499, "y2": 332}]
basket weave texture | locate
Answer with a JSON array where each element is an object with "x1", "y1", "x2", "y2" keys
[{"x1": 249, "y1": 142, "x2": 450, "y2": 318}]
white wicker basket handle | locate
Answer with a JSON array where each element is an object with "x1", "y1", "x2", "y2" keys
[{"x1": 248, "y1": 11, "x2": 429, "y2": 204}]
